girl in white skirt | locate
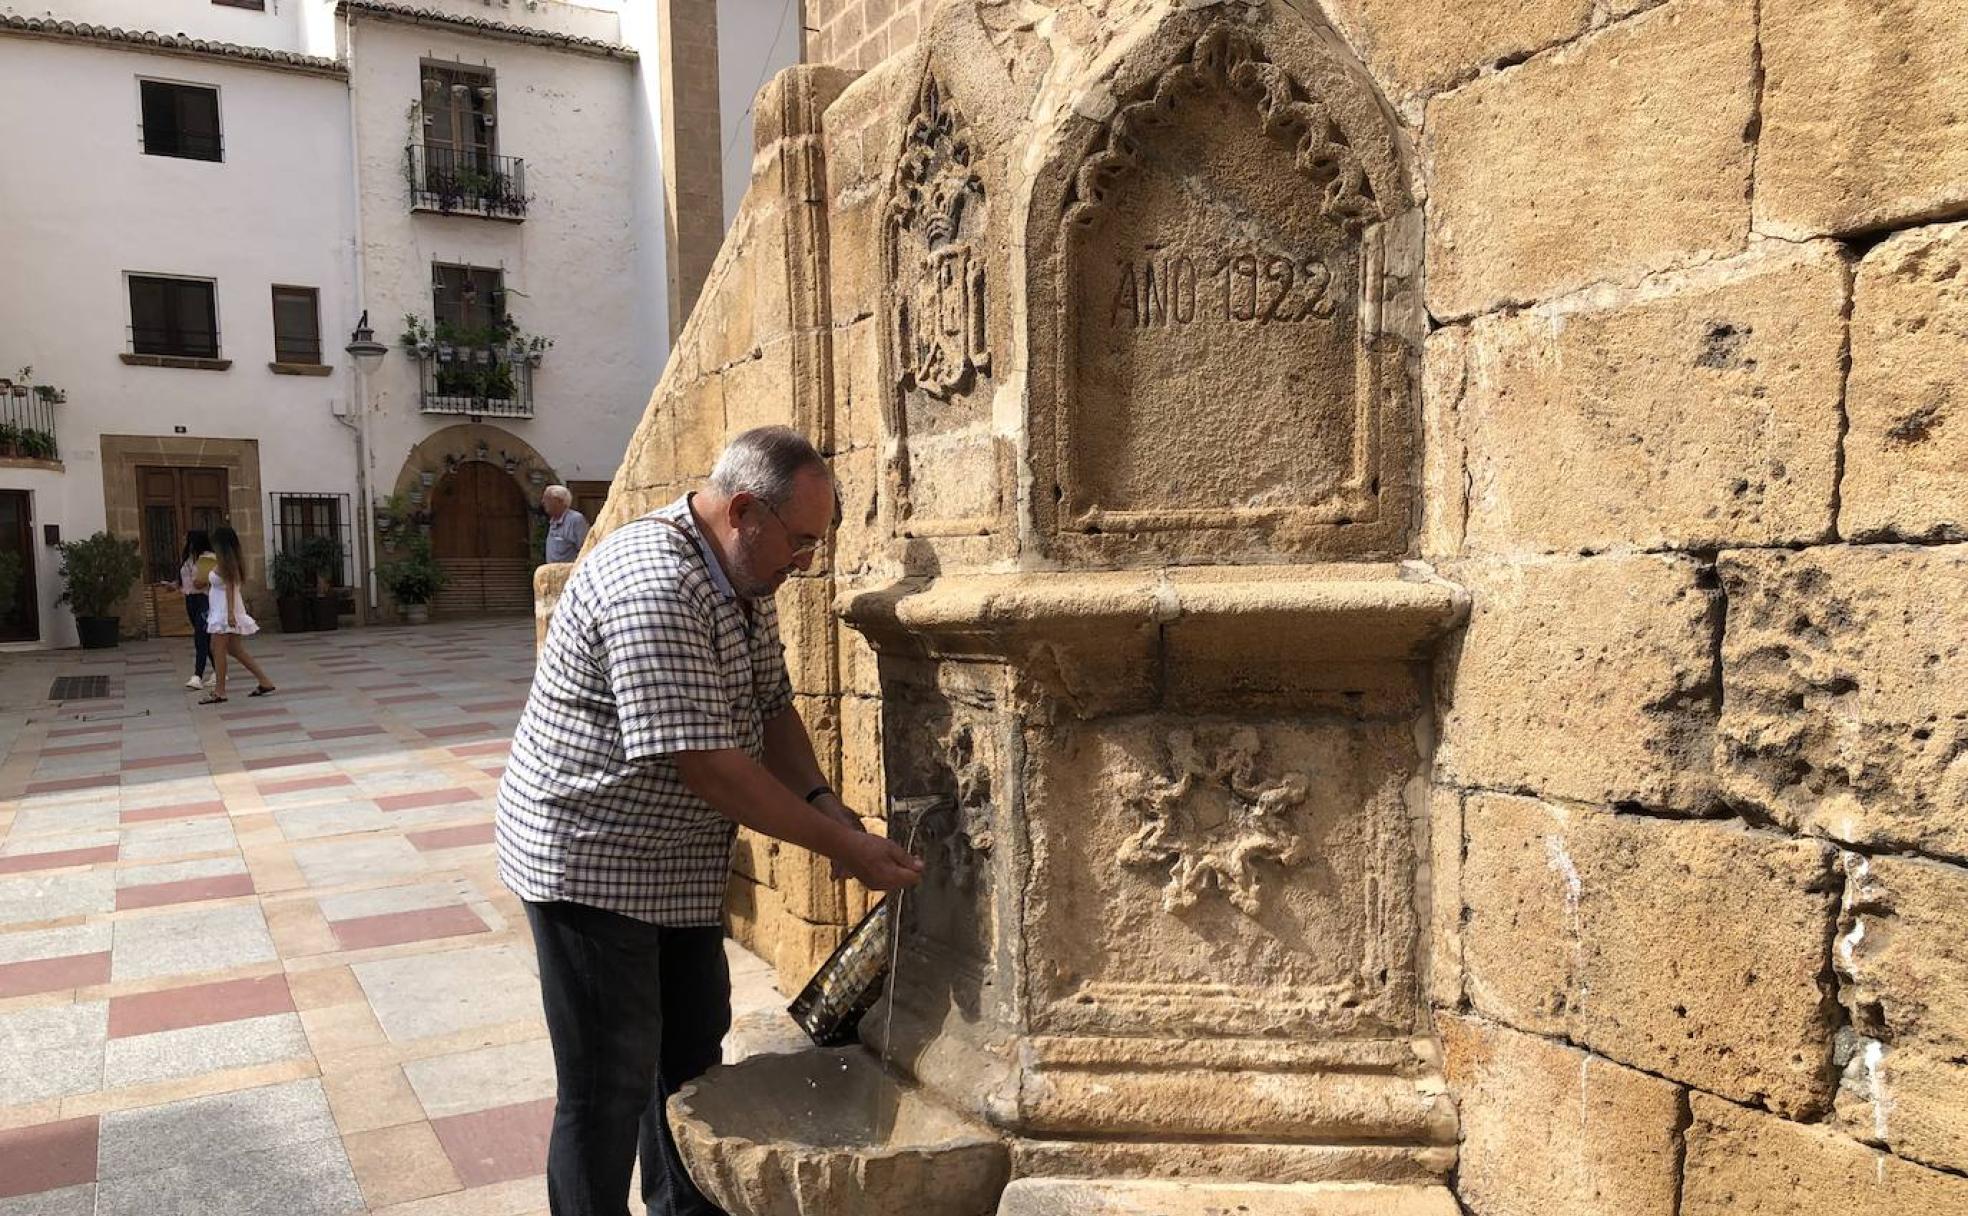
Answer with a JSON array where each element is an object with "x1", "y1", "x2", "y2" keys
[{"x1": 201, "y1": 525, "x2": 277, "y2": 704}]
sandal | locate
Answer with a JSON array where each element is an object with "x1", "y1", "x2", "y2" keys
[
  {"x1": 248, "y1": 686, "x2": 277, "y2": 697},
  {"x1": 199, "y1": 694, "x2": 227, "y2": 705}
]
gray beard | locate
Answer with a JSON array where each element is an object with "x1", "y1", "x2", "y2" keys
[{"x1": 727, "y1": 526, "x2": 777, "y2": 599}]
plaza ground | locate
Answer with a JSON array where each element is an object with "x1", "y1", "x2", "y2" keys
[{"x1": 0, "y1": 619, "x2": 800, "y2": 1215}]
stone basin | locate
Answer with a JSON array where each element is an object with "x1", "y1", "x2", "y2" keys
[{"x1": 669, "y1": 1047, "x2": 1011, "y2": 1216}]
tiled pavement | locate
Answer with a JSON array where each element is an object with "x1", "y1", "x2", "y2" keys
[{"x1": 0, "y1": 621, "x2": 802, "y2": 1215}]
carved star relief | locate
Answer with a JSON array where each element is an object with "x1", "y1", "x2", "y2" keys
[{"x1": 1119, "y1": 728, "x2": 1312, "y2": 916}]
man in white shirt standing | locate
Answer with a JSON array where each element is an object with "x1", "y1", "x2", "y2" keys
[{"x1": 542, "y1": 484, "x2": 590, "y2": 564}]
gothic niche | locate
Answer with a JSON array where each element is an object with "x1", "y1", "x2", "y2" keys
[
  {"x1": 1047, "y1": 26, "x2": 1414, "y2": 558},
  {"x1": 885, "y1": 74, "x2": 999, "y2": 535}
]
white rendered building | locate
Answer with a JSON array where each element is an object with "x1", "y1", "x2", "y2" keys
[{"x1": 0, "y1": 0, "x2": 794, "y2": 646}]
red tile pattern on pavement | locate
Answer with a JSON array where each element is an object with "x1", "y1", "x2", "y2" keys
[
  {"x1": 120, "y1": 800, "x2": 228, "y2": 825},
  {"x1": 0, "y1": 951, "x2": 113, "y2": 998},
  {"x1": 0, "y1": 844, "x2": 121, "y2": 874},
  {"x1": 330, "y1": 905, "x2": 491, "y2": 951},
  {"x1": 115, "y1": 872, "x2": 257, "y2": 910},
  {"x1": 0, "y1": 1116, "x2": 99, "y2": 1199},
  {"x1": 108, "y1": 974, "x2": 296, "y2": 1038},
  {"x1": 431, "y1": 1097, "x2": 555, "y2": 1187},
  {"x1": 407, "y1": 823, "x2": 497, "y2": 852},
  {"x1": 376, "y1": 787, "x2": 477, "y2": 813}
]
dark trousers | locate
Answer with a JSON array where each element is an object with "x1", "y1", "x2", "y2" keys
[
  {"x1": 524, "y1": 900, "x2": 730, "y2": 1216},
  {"x1": 185, "y1": 593, "x2": 211, "y2": 676}
]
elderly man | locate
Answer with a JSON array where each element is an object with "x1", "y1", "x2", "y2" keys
[
  {"x1": 542, "y1": 484, "x2": 590, "y2": 563},
  {"x1": 497, "y1": 426, "x2": 922, "y2": 1216}
]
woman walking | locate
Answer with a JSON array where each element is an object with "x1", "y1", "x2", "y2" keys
[
  {"x1": 164, "y1": 529, "x2": 217, "y2": 690},
  {"x1": 201, "y1": 525, "x2": 276, "y2": 704}
]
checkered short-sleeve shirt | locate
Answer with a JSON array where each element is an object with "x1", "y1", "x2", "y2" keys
[{"x1": 495, "y1": 495, "x2": 795, "y2": 926}]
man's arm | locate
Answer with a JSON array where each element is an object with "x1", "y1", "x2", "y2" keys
[
  {"x1": 762, "y1": 704, "x2": 867, "y2": 877},
  {"x1": 674, "y1": 747, "x2": 922, "y2": 891}
]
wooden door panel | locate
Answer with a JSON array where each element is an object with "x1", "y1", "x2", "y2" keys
[
  {"x1": 138, "y1": 466, "x2": 229, "y2": 584},
  {"x1": 430, "y1": 462, "x2": 530, "y2": 615},
  {"x1": 0, "y1": 491, "x2": 37, "y2": 642}
]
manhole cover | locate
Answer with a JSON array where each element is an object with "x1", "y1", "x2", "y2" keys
[{"x1": 48, "y1": 676, "x2": 111, "y2": 701}]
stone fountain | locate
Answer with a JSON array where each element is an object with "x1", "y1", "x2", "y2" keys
[{"x1": 669, "y1": 1, "x2": 1467, "y2": 1211}]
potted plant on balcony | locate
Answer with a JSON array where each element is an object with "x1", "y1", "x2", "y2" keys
[
  {"x1": 398, "y1": 315, "x2": 436, "y2": 358},
  {"x1": 19, "y1": 428, "x2": 55, "y2": 460},
  {"x1": 57, "y1": 531, "x2": 141, "y2": 649},
  {"x1": 270, "y1": 548, "x2": 312, "y2": 633},
  {"x1": 380, "y1": 532, "x2": 446, "y2": 625},
  {"x1": 295, "y1": 534, "x2": 344, "y2": 632}
]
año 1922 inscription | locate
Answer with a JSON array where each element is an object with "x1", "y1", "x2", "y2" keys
[
  {"x1": 1111, "y1": 248, "x2": 1340, "y2": 328},
  {"x1": 1051, "y1": 25, "x2": 1407, "y2": 547}
]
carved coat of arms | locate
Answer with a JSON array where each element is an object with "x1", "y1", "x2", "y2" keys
[
  {"x1": 1119, "y1": 728, "x2": 1313, "y2": 916},
  {"x1": 892, "y1": 77, "x2": 990, "y2": 400}
]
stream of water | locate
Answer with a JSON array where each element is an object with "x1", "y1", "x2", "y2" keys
[{"x1": 873, "y1": 811, "x2": 925, "y2": 1143}]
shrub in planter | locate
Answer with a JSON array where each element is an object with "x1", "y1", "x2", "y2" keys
[
  {"x1": 57, "y1": 532, "x2": 141, "y2": 648},
  {"x1": 270, "y1": 549, "x2": 312, "y2": 634},
  {"x1": 379, "y1": 533, "x2": 447, "y2": 624}
]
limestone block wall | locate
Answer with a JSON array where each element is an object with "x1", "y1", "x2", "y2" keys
[
  {"x1": 803, "y1": 0, "x2": 926, "y2": 71},
  {"x1": 554, "y1": 0, "x2": 1968, "y2": 1203},
  {"x1": 1413, "y1": 0, "x2": 1968, "y2": 1208}
]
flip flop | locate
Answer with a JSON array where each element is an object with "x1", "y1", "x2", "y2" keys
[
  {"x1": 199, "y1": 694, "x2": 227, "y2": 705},
  {"x1": 248, "y1": 686, "x2": 277, "y2": 697}
]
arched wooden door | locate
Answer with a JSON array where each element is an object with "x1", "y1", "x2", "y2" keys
[{"x1": 428, "y1": 462, "x2": 532, "y2": 616}]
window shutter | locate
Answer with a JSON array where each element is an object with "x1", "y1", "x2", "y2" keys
[
  {"x1": 140, "y1": 82, "x2": 180, "y2": 155},
  {"x1": 178, "y1": 87, "x2": 221, "y2": 159},
  {"x1": 272, "y1": 287, "x2": 320, "y2": 363},
  {"x1": 175, "y1": 280, "x2": 219, "y2": 358}
]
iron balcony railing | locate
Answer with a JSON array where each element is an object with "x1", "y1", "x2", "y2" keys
[
  {"x1": 417, "y1": 345, "x2": 535, "y2": 418},
  {"x1": 0, "y1": 379, "x2": 60, "y2": 462},
  {"x1": 406, "y1": 144, "x2": 529, "y2": 219}
]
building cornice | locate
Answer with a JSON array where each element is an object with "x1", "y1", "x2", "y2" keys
[
  {"x1": 336, "y1": 1, "x2": 636, "y2": 61},
  {"x1": 0, "y1": 14, "x2": 348, "y2": 78}
]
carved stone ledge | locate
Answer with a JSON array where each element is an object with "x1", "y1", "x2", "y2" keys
[
  {"x1": 840, "y1": 565, "x2": 1466, "y2": 715},
  {"x1": 267, "y1": 361, "x2": 332, "y2": 376},
  {"x1": 841, "y1": 567, "x2": 1464, "y2": 658}
]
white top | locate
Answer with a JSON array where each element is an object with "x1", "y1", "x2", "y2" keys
[{"x1": 204, "y1": 571, "x2": 260, "y2": 637}]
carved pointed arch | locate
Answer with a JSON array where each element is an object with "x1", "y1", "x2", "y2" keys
[{"x1": 1026, "y1": 8, "x2": 1421, "y2": 566}]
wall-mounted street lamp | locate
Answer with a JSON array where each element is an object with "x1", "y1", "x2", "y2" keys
[{"x1": 345, "y1": 312, "x2": 389, "y2": 372}]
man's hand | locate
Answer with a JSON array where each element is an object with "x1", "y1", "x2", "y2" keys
[{"x1": 833, "y1": 830, "x2": 925, "y2": 892}]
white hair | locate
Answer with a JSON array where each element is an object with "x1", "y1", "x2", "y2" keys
[
  {"x1": 542, "y1": 484, "x2": 573, "y2": 507},
  {"x1": 709, "y1": 426, "x2": 829, "y2": 508}
]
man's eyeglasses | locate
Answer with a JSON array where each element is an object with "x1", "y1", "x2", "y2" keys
[{"x1": 763, "y1": 501, "x2": 823, "y2": 558}]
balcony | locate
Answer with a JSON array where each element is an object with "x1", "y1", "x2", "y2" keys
[
  {"x1": 0, "y1": 377, "x2": 61, "y2": 465},
  {"x1": 406, "y1": 145, "x2": 528, "y2": 220},
  {"x1": 417, "y1": 345, "x2": 535, "y2": 418}
]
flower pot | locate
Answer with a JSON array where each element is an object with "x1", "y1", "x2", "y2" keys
[
  {"x1": 75, "y1": 615, "x2": 120, "y2": 649},
  {"x1": 404, "y1": 603, "x2": 430, "y2": 625},
  {"x1": 276, "y1": 594, "x2": 309, "y2": 634},
  {"x1": 307, "y1": 594, "x2": 340, "y2": 632}
]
